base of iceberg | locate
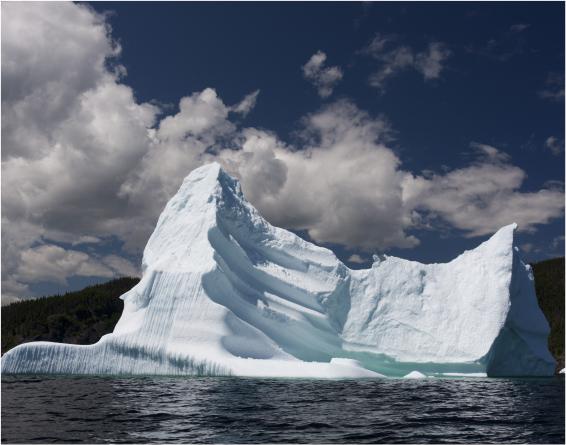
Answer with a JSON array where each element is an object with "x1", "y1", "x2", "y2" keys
[{"x1": 1, "y1": 163, "x2": 556, "y2": 378}]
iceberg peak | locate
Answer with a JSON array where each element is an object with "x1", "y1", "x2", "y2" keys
[
  {"x1": 181, "y1": 161, "x2": 236, "y2": 189},
  {"x1": 174, "y1": 161, "x2": 237, "y2": 207}
]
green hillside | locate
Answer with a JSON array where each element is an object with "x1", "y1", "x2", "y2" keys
[{"x1": 2, "y1": 258, "x2": 564, "y2": 372}]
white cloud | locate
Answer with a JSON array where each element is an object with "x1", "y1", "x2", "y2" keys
[
  {"x1": 231, "y1": 90, "x2": 260, "y2": 116},
  {"x1": 1, "y1": 3, "x2": 163, "y2": 301},
  {"x1": 416, "y1": 42, "x2": 452, "y2": 80},
  {"x1": 157, "y1": 88, "x2": 234, "y2": 141},
  {"x1": 362, "y1": 34, "x2": 451, "y2": 90},
  {"x1": 1, "y1": 4, "x2": 250, "y2": 302},
  {"x1": 221, "y1": 100, "x2": 419, "y2": 250},
  {"x1": 1, "y1": 2, "x2": 122, "y2": 160},
  {"x1": 15, "y1": 245, "x2": 115, "y2": 285},
  {"x1": 402, "y1": 144, "x2": 565, "y2": 237},
  {"x1": 10, "y1": 244, "x2": 138, "y2": 291},
  {"x1": 347, "y1": 254, "x2": 367, "y2": 264},
  {"x1": 222, "y1": 107, "x2": 563, "y2": 248},
  {"x1": 118, "y1": 88, "x2": 253, "y2": 223},
  {"x1": 545, "y1": 136, "x2": 564, "y2": 156},
  {"x1": 470, "y1": 142, "x2": 511, "y2": 162},
  {"x1": 100, "y1": 255, "x2": 140, "y2": 277},
  {"x1": 302, "y1": 51, "x2": 343, "y2": 98}
]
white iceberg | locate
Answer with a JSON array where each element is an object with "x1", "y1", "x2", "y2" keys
[{"x1": 1, "y1": 163, "x2": 556, "y2": 377}]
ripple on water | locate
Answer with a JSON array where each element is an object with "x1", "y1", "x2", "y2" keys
[{"x1": 1, "y1": 376, "x2": 564, "y2": 443}]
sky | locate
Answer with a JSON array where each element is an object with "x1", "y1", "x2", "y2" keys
[{"x1": 1, "y1": 1, "x2": 564, "y2": 303}]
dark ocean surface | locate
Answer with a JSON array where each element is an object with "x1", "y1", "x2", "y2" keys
[{"x1": 1, "y1": 375, "x2": 564, "y2": 443}]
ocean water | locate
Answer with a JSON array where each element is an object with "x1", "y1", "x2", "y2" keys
[{"x1": 1, "y1": 376, "x2": 564, "y2": 443}]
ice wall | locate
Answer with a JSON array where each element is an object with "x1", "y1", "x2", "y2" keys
[{"x1": 1, "y1": 163, "x2": 556, "y2": 377}]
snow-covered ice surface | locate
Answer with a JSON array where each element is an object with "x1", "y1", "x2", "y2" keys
[{"x1": 1, "y1": 163, "x2": 556, "y2": 377}]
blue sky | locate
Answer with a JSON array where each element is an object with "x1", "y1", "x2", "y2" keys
[{"x1": 1, "y1": 2, "x2": 564, "y2": 301}]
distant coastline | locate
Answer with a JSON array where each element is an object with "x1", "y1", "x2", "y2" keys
[{"x1": 2, "y1": 258, "x2": 564, "y2": 373}]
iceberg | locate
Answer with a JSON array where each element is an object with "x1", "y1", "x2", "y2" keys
[
  {"x1": 403, "y1": 371, "x2": 427, "y2": 379},
  {"x1": 1, "y1": 163, "x2": 556, "y2": 377}
]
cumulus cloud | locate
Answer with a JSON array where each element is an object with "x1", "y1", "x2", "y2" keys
[
  {"x1": 221, "y1": 100, "x2": 419, "y2": 250},
  {"x1": 101, "y1": 255, "x2": 140, "y2": 277},
  {"x1": 347, "y1": 254, "x2": 367, "y2": 264},
  {"x1": 2, "y1": 3, "x2": 160, "y2": 244},
  {"x1": 361, "y1": 34, "x2": 451, "y2": 90},
  {"x1": 545, "y1": 136, "x2": 564, "y2": 156},
  {"x1": 302, "y1": 51, "x2": 343, "y2": 98},
  {"x1": 15, "y1": 245, "x2": 114, "y2": 285},
  {"x1": 118, "y1": 88, "x2": 256, "y2": 222},
  {"x1": 0, "y1": 3, "x2": 264, "y2": 302},
  {"x1": 12, "y1": 244, "x2": 138, "y2": 288},
  {"x1": 402, "y1": 144, "x2": 564, "y2": 237},
  {"x1": 1, "y1": 2, "x2": 563, "y2": 303},
  {"x1": 0, "y1": 3, "x2": 173, "y2": 300},
  {"x1": 221, "y1": 105, "x2": 563, "y2": 248},
  {"x1": 1, "y1": 2, "x2": 123, "y2": 160}
]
